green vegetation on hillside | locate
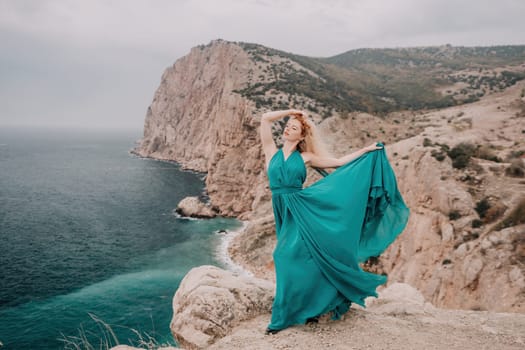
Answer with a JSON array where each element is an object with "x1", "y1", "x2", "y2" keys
[{"x1": 234, "y1": 42, "x2": 525, "y2": 116}]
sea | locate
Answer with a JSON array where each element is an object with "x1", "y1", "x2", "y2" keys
[{"x1": 0, "y1": 126, "x2": 242, "y2": 349}]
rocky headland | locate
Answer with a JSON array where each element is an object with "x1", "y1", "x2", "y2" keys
[{"x1": 127, "y1": 40, "x2": 525, "y2": 349}]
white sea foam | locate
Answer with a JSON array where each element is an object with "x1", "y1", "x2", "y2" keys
[
  {"x1": 215, "y1": 221, "x2": 253, "y2": 277},
  {"x1": 172, "y1": 210, "x2": 201, "y2": 221}
]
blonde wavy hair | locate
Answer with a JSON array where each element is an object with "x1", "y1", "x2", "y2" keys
[{"x1": 292, "y1": 114, "x2": 331, "y2": 159}]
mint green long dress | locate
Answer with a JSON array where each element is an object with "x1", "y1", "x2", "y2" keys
[{"x1": 267, "y1": 146, "x2": 409, "y2": 331}]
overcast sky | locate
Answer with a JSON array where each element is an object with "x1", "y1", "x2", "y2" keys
[{"x1": 1, "y1": 0, "x2": 524, "y2": 130}]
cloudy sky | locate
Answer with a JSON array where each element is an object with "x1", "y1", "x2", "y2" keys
[{"x1": 1, "y1": 0, "x2": 524, "y2": 130}]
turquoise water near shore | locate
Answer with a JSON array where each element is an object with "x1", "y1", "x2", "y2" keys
[{"x1": 0, "y1": 127, "x2": 241, "y2": 349}]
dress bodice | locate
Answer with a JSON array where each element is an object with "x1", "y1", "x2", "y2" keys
[{"x1": 267, "y1": 148, "x2": 306, "y2": 195}]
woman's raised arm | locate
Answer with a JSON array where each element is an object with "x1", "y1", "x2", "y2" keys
[{"x1": 260, "y1": 109, "x2": 302, "y2": 167}]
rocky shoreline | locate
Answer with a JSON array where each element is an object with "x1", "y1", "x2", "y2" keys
[{"x1": 214, "y1": 221, "x2": 252, "y2": 276}]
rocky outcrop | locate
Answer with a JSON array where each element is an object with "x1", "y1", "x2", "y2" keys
[
  {"x1": 176, "y1": 196, "x2": 216, "y2": 218},
  {"x1": 117, "y1": 280, "x2": 525, "y2": 350},
  {"x1": 170, "y1": 266, "x2": 274, "y2": 349},
  {"x1": 207, "y1": 282, "x2": 525, "y2": 350},
  {"x1": 365, "y1": 281, "x2": 435, "y2": 315}
]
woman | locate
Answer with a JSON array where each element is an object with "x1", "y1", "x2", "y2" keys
[{"x1": 260, "y1": 108, "x2": 409, "y2": 334}]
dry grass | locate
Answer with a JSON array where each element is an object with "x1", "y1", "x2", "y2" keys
[{"x1": 58, "y1": 313, "x2": 172, "y2": 350}]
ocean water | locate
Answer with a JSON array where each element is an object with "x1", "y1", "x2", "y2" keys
[{"x1": 0, "y1": 126, "x2": 241, "y2": 349}]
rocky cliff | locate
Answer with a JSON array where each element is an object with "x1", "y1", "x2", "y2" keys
[
  {"x1": 135, "y1": 40, "x2": 525, "y2": 315},
  {"x1": 376, "y1": 83, "x2": 525, "y2": 312},
  {"x1": 134, "y1": 40, "x2": 268, "y2": 217}
]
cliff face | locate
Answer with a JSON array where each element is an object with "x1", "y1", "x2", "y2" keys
[
  {"x1": 136, "y1": 40, "x2": 525, "y2": 313},
  {"x1": 135, "y1": 40, "x2": 269, "y2": 217},
  {"x1": 378, "y1": 83, "x2": 525, "y2": 312}
]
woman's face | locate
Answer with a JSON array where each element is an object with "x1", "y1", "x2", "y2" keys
[{"x1": 283, "y1": 118, "x2": 303, "y2": 142}]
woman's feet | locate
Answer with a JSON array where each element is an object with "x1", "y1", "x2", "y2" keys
[
  {"x1": 266, "y1": 314, "x2": 321, "y2": 335},
  {"x1": 305, "y1": 316, "x2": 319, "y2": 324},
  {"x1": 265, "y1": 327, "x2": 281, "y2": 335}
]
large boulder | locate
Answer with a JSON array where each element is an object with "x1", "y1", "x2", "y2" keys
[
  {"x1": 176, "y1": 196, "x2": 216, "y2": 218},
  {"x1": 170, "y1": 266, "x2": 274, "y2": 349},
  {"x1": 366, "y1": 282, "x2": 435, "y2": 316}
]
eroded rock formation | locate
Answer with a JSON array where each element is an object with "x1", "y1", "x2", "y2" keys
[{"x1": 170, "y1": 266, "x2": 274, "y2": 349}]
